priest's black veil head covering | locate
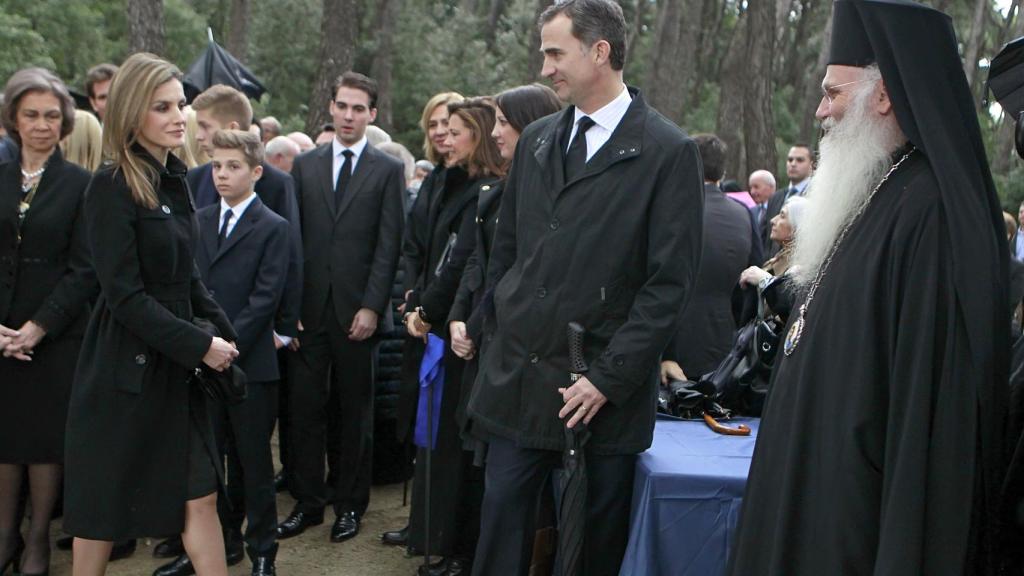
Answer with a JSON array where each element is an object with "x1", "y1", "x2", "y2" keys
[{"x1": 827, "y1": 0, "x2": 1007, "y2": 566}]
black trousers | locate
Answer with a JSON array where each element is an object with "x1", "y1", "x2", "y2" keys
[
  {"x1": 472, "y1": 436, "x2": 636, "y2": 576},
  {"x1": 276, "y1": 348, "x2": 291, "y2": 471},
  {"x1": 210, "y1": 381, "x2": 279, "y2": 554},
  {"x1": 288, "y1": 295, "x2": 376, "y2": 517}
]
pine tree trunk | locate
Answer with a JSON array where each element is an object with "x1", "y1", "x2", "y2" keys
[
  {"x1": 485, "y1": 0, "x2": 507, "y2": 48},
  {"x1": 525, "y1": 0, "x2": 548, "y2": 82},
  {"x1": 305, "y1": 0, "x2": 358, "y2": 135},
  {"x1": 743, "y1": 0, "x2": 777, "y2": 178},
  {"x1": 644, "y1": 0, "x2": 702, "y2": 123},
  {"x1": 371, "y1": 0, "x2": 401, "y2": 134},
  {"x1": 225, "y1": 0, "x2": 251, "y2": 64},
  {"x1": 127, "y1": 0, "x2": 165, "y2": 56},
  {"x1": 797, "y1": 8, "x2": 832, "y2": 145},
  {"x1": 716, "y1": 8, "x2": 748, "y2": 181},
  {"x1": 962, "y1": 0, "x2": 988, "y2": 88}
]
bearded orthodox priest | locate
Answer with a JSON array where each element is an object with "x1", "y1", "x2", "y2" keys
[{"x1": 727, "y1": 1, "x2": 1008, "y2": 574}]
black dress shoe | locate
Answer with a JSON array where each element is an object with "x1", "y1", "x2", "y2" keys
[
  {"x1": 273, "y1": 471, "x2": 288, "y2": 493},
  {"x1": 153, "y1": 537, "x2": 183, "y2": 559},
  {"x1": 224, "y1": 530, "x2": 245, "y2": 566},
  {"x1": 54, "y1": 535, "x2": 72, "y2": 551},
  {"x1": 109, "y1": 539, "x2": 136, "y2": 562},
  {"x1": 381, "y1": 525, "x2": 408, "y2": 546},
  {"x1": 276, "y1": 508, "x2": 324, "y2": 539},
  {"x1": 247, "y1": 543, "x2": 278, "y2": 576},
  {"x1": 152, "y1": 553, "x2": 194, "y2": 576},
  {"x1": 416, "y1": 557, "x2": 448, "y2": 576},
  {"x1": 330, "y1": 511, "x2": 360, "y2": 543},
  {"x1": 444, "y1": 557, "x2": 470, "y2": 576}
]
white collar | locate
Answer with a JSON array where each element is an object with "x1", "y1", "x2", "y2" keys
[
  {"x1": 221, "y1": 192, "x2": 258, "y2": 221},
  {"x1": 573, "y1": 85, "x2": 631, "y2": 133},
  {"x1": 332, "y1": 135, "x2": 368, "y2": 159}
]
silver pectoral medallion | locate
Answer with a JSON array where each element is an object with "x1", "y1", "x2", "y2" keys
[{"x1": 783, "y1": 310, "x2": 805, "y2": 356}]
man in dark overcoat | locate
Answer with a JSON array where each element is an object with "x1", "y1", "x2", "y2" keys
[{"x1": 467, "y1": 1, "x2": 704, "y2": 573}]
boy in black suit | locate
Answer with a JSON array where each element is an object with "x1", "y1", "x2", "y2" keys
[{"x1": 154, "y1": 130, "x2": 289, "y2": 576}]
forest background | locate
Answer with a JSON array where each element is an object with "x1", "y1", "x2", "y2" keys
[{"x1": 3, "y1": 0, "x2": 1023, "y2": 208}]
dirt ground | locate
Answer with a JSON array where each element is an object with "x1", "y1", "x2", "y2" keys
[
  {"x1": 50, "y1": 482, "x2": 424, "y2": 576},
  {"x1": 47, "y1": 431, "x2": 426, "y2": 576}
]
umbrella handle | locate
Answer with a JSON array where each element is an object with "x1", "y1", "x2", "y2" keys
[{"x1": 703, "y1": 413, "x2": 751, "y2": 436}]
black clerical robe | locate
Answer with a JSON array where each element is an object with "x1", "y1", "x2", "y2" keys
[{"x1": 728, "y1": 151, "x2": 1000, "y2": 575}]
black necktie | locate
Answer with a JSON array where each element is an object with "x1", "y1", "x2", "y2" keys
[
  {"x1": 787, "y1": 186, "x2": 798, "y2": 200},
  {"x1": 335, "y1": 149, "x2": 354, "y2": 209},
  {"x1": 564, "y1": 116, "x2": 596, "y2": 182},
  {"x1": 218, "y1": 208, "x2": 233, "y2": 248}
]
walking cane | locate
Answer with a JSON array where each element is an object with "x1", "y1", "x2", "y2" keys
[{"x1": 423, "y1": 373, "x2": 434, "y2": 574}]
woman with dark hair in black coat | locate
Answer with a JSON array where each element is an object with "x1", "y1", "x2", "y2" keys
[
  {"x1": 0, "y1": 67, "x2": 94, "y2": 576},
  {"x1": 448, "y1": 83, "x2": 562, "y2": 447}
]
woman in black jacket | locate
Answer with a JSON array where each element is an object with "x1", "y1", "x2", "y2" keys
[
  {"x1": 400, "y1": 98, "x2": 505, "y2": 574},
  {"x1": 448, "y1": 84, "x2": 561, "y2": 425},
  {"x1": 63, "y1": 53, "x2": 238, "y2": 576},
  {"x1": 0, "y1": 68, "x2": 94, "y2": 576}
]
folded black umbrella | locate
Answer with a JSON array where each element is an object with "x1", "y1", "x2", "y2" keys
[
  {"x1": 182, "y1": 33, "x2": 266, "y2": 103},
  {"x1": 559, "y1": 322, "x2": 591, "y2": 576}
]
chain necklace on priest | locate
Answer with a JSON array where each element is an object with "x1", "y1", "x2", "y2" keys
[{"x1": 783, "y1": 146, "x2": 915, "y2": 356}]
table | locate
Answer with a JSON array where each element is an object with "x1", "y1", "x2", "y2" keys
[{"x1": 618, "y1": 416, "x2": 759, "y2": 576}]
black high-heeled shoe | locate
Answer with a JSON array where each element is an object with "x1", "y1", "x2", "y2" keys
[{"x1": 1, "y1": 541, "x2": 24, "y2": 576}]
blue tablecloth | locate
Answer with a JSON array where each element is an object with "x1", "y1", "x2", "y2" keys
[{"x1": 619, "y1": 416, "x2": 759, "y2": 576}]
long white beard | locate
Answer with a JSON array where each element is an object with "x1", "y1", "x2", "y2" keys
[{"x1": 791, "y1": 83, "x2": 906, "y2": 286}]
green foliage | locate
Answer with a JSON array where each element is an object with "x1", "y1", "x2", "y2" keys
[{"x1": 0, "y1": 13, "x2": 55, "y2": 84}]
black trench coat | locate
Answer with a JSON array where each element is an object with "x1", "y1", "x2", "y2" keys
[
  {"x1": 467, "y1": 88, "x2": 705, "y2": 455},
  {"x1": 64, "y1": 151, "x2": 235, "y2": 541}
]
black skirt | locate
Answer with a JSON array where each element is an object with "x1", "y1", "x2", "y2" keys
[{"x1": 0, "y1": 336, "x2": 81, "y2": 463}]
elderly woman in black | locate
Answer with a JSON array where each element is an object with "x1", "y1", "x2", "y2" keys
[
  {"x1": 62, "y1": 53, "x2": 238, "y2": 576},
  {"x1": 0, "y1": 68, "x2": 94, "y2": 576}
]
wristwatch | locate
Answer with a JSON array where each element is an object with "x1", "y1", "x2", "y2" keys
[{"x1": 417, "y1": 306, "x2": 429, "y2": 323}]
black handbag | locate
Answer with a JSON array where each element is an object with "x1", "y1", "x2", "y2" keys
[
  {"x1": 188, "y1": 364, "x2": 247, "y2": 405},
  {"x1": 701, "y1": 295, "x2": 781, "y2": 416},
  {"x1": 189, "y1": 317, "x2": 248, "y2": 405}
]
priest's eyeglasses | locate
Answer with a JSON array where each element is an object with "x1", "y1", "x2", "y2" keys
[{"x1": 821, "y1": 78, "x2": 876, "y2": 106}]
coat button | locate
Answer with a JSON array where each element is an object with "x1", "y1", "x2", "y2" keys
[
  {"x1": 549, "y1": 219, "x2": 559, "y2": 230},
  {"x1": 161, "y1": 205, "x2": 171, "y2": 214},
  {"x1": 529, "y1": 353, "x2": 539, "y2": 364},
  {"x1": 135, "y1": 354, "x2": 147, "y2": 365},
  {"x1": 481, "y1": 185, "x2": 491, "y2": 191},
  {"x1": 614, "y1": 357, "x2": 624, "y2": 367},
  {"x1": 536, "y1": 287, "x2": 547, "y2": 298}
]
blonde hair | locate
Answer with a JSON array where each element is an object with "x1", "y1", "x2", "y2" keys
[
  {"x1": 212, "y1": 129, "x2": 264, "y2": 168},
  {"x1": 102, "y1": 53, "x2": 183, "y2": 209},
  {"x1": 181, "y1": 106, "x2": 208, "y2": 167},
  {"x1": 61, "y1": 109, "x2": 103, "y2": 171},
  {"x1": 420, "y1": 91, "x2": 463, "y2": 165},
  {"x1": 191, "y1": 84, "x2": 252, "y2": 130}
]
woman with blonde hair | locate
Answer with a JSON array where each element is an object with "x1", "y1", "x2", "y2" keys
[
  {"x1": 63, "y1": 52, "x2": 238, "y2": 576},
  {"x1": 60, "y1": 109, "x2": 103, "y2": 171}
]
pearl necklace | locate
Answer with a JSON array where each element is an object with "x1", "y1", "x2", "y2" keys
[{"x1": 21, "y1": 165, "x2": 45, "y2": 193}]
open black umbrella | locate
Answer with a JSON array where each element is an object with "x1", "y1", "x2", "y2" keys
[
  {"x1": 182, "y1": 29, "x2": 266, "y2": 103},
  {"x1": 559, "y1": 322, "x2": 592, "y2": 576},
  {"x1": 989, "y1": 36, "x2": 1024, "y2": 118}
]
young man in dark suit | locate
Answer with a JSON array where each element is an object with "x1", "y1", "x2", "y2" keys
[
  {"x1": 154, "y1": 130, "x2": 290, "y2": 576},
  {"x1": 277, "y1": 71, "x2": 405, "y2": 543},
  {"x1": 188, "y1": 85, "x2": 303, "y2": 498}
]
